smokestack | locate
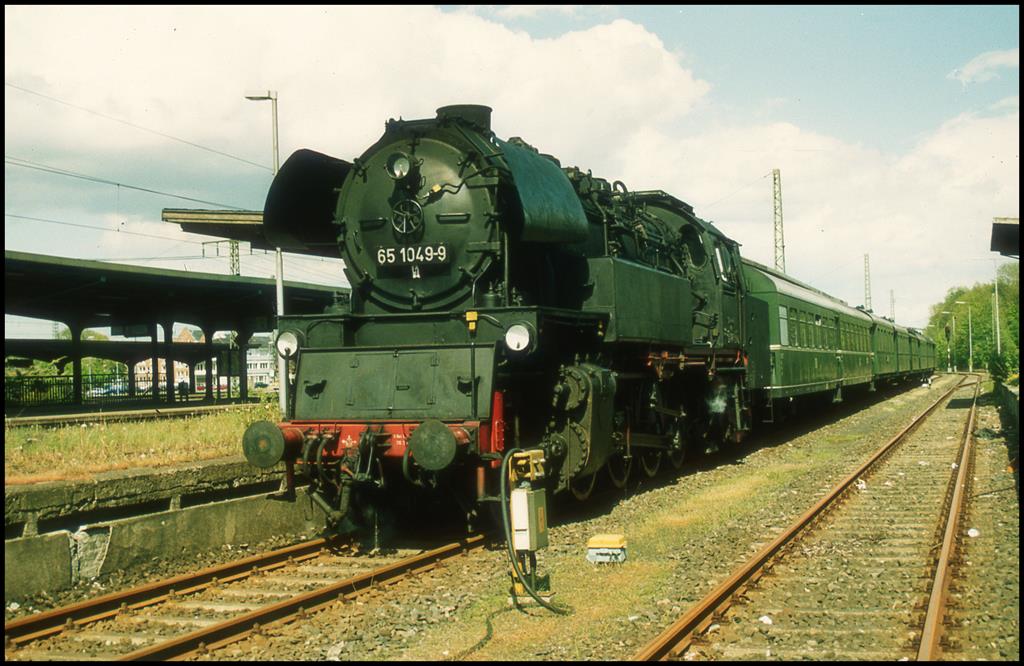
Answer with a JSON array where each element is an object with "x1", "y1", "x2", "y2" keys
[{"x1": 436, "y1": 104, "x2": 492, "y2": 131}]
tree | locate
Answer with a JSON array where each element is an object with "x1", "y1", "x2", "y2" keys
[
  {"x1": 927, "y1": 266, "x2": 1019, "y2": 375},
  {"x1": 54, "y1": 328, "x2": 127, "y2": 376},
  {"x1": 988, "y1": 351, "x2": 1008, "y2": 384}
]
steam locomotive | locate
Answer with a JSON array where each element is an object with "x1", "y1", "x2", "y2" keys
[{"x1": 242, "y1": 104, "x2": 936, "y2": 527}]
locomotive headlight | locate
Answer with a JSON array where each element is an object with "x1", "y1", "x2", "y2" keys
[
  {"x1": 504, "y1": 322, "x2": 536, "y2": 354},
  {"x1": 386, "y1": 152, "x2": 412, "y2": 180},
  {"x1": 275, "y1": 330, "x2": 303, "y2": 358}
]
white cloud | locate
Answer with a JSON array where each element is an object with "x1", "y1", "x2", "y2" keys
[
  {"x1": 948, "y1": 48, "x2": 1019, "y2": 85},
  {"x1": 991, "y1": 95, "x2": 1019, "y2": 111},
  {"x1": 609, "y1": 110, "x2": 1018, "y2": 326},
  {"x1": 471, "y1": 5, "x2": 616, "y2": 22},
  {"x1": 493, "y1": 5, "x2": 582, "y2": 20},
  {"x1": 4, "y1": 7, "x2": 708, "y2": 172},
  {"x1": 4, "y1": 5, "x2": 1019, "y2": 334}
]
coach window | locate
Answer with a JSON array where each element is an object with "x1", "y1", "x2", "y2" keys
[{"x1": 779, "y1": 305, "x2": 789, "y2": 346}]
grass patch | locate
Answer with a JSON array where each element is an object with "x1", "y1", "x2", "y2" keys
[
  {"x1": 403, "y1": 463, "x2": 816, "y2": 661},
  {"x1": 417, "y1": 558, "x2": 672, "y2": 661},
  {"x1": 4, "y1": 399, "x2": 279, "y2": 484}
]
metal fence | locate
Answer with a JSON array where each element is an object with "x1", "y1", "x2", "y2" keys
[{"x1": 4, "y1": 373, "x2": 161, "y2": 409}]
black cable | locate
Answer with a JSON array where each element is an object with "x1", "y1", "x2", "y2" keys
[
  {"x1": 5, "y1": 213, "x2": 205, "y2": 244},
  {"x1": 448, "y1": 606, "x2": 514, "y2": 660},
  {"x1": 5, "y1": 81, "x2": 272, "y2": 172},
  {"x1": 499, "y1": 447, "x2": 570, "y2": 615},
  {"x1": 5, "y1": 156, "x2": 247, "y2": 209}
]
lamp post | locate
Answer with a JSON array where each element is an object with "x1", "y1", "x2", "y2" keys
[
  {"x1": 993, "y1": 261, "x2": 1002, "y2": 355},
  {"x1": 941, "y1": 310, "x2": 956, "y2": 373},
  {"x1": 245, "y1": 90, "x2": 287, "y2": 417},
  {"x1": 954, "y1": 300, "x2": 973, "y2": 373}
]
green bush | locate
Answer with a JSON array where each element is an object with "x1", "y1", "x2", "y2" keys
[{"x1": 988, "y1": 351, "x2": 1008, "y2": 384}]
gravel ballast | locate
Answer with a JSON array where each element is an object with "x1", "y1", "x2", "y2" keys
[{"x1": 9, "y1": 375, "x2": 1017, "y2": 662}]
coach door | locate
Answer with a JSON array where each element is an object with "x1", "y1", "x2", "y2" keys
[{"x1": 834, "y1": 314, "x2": 843, "y2": 390}]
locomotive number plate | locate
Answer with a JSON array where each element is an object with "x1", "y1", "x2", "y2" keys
[{"x1": 376, "y1": 244, "x2": 449, "y2": 266}]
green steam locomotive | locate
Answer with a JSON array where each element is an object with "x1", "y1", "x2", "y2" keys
[{"x1": 242, "y1": 105, "x2": 936, "y2": 526}]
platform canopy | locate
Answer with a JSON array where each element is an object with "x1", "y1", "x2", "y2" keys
[
  {"x1": 159, "y1": 209, "x2": 271, "y2": 253},
  {"x1": 5, "y1": 250, "x2": 344, "y2": 333},
  {"x1": 990, "y1": 217, "x2": 1019, "y2": 259},
  {"x1": 5, "y1": 250, "x2": 347, "y2": 409}
]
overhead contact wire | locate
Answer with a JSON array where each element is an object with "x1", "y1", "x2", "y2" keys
[
  {"x1": 5, "y1": 81, "x2": 272, "y2": 172},
  {"x1": 5, "y1": 156, "x2": 248, "y2": 209}
]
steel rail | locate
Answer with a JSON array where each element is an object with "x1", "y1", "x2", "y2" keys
[
  {"x1": 917, "y1": 380, "x2": 979, "y2": 660},
  {"x1": 118, "y1": 534, "x2": 487, "y2": 660},
  {"x1": 5, "y1": 403, "x2": 244, "y2": 429},
  {"x1": 632, "y1": 375, "x2": 970, "y2": 661},
  {"x1": 4, "y1": 536, "x2": 339, "y2": 646}
]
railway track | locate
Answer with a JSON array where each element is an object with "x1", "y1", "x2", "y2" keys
[
  {"x1": 5, "y1": 403, "x2": 247, "y2": 429},
  {"x1": 633, "y1": 375, "x2": 979, "y2": 661},
  {"x1": 4, "y1": 533, "x2": 487, "y2": 661}
]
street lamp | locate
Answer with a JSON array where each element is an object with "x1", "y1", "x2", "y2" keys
[
  {"x1": 954, "y1": 300, "x2": 973, "y2": 373},
  {"x1": 941, "y1": 310, "x2": 956, "y2": 373},
  {"x1": 993, "y1": 261, "x2": 1002, "y2": 355},
  {"x1": 245, "y1": 90, "x2": 287, "y2": 417}
]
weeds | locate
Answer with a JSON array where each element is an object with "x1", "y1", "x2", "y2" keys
[{"x1": 4, "y1": 400, "x2": 279, "y2": 484}]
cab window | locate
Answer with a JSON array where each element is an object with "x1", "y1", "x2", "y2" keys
[{"x1": 714, "y1": 246, "x2": 727, "y2": 282}]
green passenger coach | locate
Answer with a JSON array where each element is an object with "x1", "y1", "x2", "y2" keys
[{"x1": 742, "y1": 259, "x2": 875, "y2": 403}]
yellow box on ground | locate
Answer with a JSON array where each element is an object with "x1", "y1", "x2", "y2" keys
[{"x1": 587, "y1": 534, "x2": 627, "y2": 563}]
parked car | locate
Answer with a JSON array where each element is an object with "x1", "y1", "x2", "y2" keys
[{"x1": 87, "y1": 385, "x2": 125, "y2": 397}]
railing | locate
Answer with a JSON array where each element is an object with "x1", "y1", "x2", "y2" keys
[
  {"x1": 4, "y1": 373, "x2": 271, "y2": 411},
  {"x1": 4, "y1": 373, "x2": 161, "y2": 409}
]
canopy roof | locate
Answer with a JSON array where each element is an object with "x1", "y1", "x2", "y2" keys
[{"x1": 5, "y1": 250, "x2": 345, "y2": 333}]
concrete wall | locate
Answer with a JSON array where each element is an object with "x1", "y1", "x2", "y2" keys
[
  {"x1": 5, "y1": 457, "x2": 321, "y2": 603},
  {"x1": 995, "y1": 382, "x2": 1019, "y2": 434}
]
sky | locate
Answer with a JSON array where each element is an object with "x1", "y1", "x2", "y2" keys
[{"x1": 4, "y1": 5, "x2": 1019, "y2": 339}]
